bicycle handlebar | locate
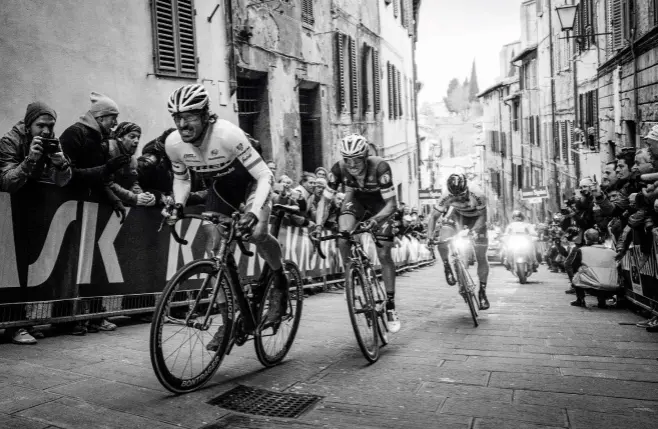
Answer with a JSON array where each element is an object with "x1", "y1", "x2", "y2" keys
[
  {"x1": 168, "y1": 212, "x2": 254, "y2": 257},
  {"x1": 310, "y1": 224, "x2": 382, "y2": 260}
]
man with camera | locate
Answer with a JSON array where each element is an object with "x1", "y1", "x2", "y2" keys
[{"x1": 0, "y1": 101, "x2": 72, "y2": 344}]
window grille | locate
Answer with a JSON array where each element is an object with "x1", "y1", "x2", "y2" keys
[{"x1": 301, "y1": 0, "x2": 315, "y2": 26}]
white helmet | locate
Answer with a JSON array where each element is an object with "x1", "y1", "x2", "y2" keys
[
  {"x1": 167, "y1": 84, "x2": 210, "y2": 114},
  {"x1": 340, "y1": 134, "x2": 368, "y2": 158}
]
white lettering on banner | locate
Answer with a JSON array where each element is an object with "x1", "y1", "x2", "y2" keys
[
  {"x1": 0, "y1": 192, "x2": 20, "y2": 288},
  {"x1": 27, "y1": 200, "x2": 78, "y2": 287},
  {"x1": 77, "y1": 202, "x2": 98, "y2": 284},
  {"x1": 166, "y1": 219, "x2": 201, "y2": 281},
  {"x1": 98, "y1": 207, "x2": 130, "y2": 283}
]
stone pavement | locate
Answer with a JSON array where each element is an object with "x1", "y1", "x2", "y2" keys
[{"x1": 1, "y1": 263, "x2": 658, "y2": 429}]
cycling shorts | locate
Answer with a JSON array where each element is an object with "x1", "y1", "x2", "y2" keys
[
  {"x1": 442, "y1": 211, "x2": 488, "y2": 245},
  {"x1": 340, "y1": 192, "x2": 395, "y2": 241}
]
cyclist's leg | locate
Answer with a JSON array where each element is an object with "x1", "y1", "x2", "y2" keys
[
  {"x1": 437, "y1": 216, "x2": 458, "y2": 285},
  {"x1": 337, "y1": 195, "x2": 365, "y2": 269},
  {"x1": 468, "y1": 216, "x2": 490, "y2": 310},
  {"x1": 374, "y1": 217, "x2": 401, "y2": 332}
]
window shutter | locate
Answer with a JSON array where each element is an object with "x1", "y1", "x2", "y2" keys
[
  {"x1": 335, "y1": 32, "x2": 346, "y2": 112},
  {"x1": 362, "y1": 44, "x2": 370, "y2": 114},
  {"x1": 536, "y1": 116, "x2": 541, "y2": 147},
  {"x1": 529, "y1": 116, "x2": 535, "y2": 145},
  {"x1": 393, "y1": 0, "x2": 399, "y2": 18},
  {"x1": 302, "y1": 0, "x2": 315, "y2": 26},
  {"x1": 395, "y1": 69, "x2": 403, "y2": 118},
  {"x1": 349, "y1": 37, "x2": 359, "y2": 115},
  {"x1": 406, "y1": 0, "x2": 414, "y2": 36},
  {"x1": 567, "y1": 120, "x2": 573, "y2": 164},
  {"x1": 387, "y1": 62, "x2": 393, "y2": 119},
  {"x1": 401, "y1": 0, "x2": 407, "y2": 27},
  {"x1": 373, "y1": 49, "x2": 381, "y2": 113},
  {"x1": 152, "y1": 0, "x2": 198, "y2": 78},
  {"x1": 574, "y1": 11, "x2": 582, "y2": 54},
  {"x1": 612, "y1": 0, "x2": 624, "y2": 51},
  {"x1": 177, "y1": 0, "x2": 197, "y2": 75},
  {"x1": 561, "y1": 121, "x2": 568, "y2": 162},
  {"x1": 553, "y1": 121, "x2": 560, "y2": 161}
]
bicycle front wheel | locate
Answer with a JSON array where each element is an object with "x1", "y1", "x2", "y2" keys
[
  {"x1": 150, "y1": 260, "x2": 234, "y2": 393},
  {"x1": 453, "y1": 260, "x2": 479, "y2": 328},
  {"x1": 255, "y1": 260, "x2": 304, "y2": 367},
  {"x1": 346, "y1": 265, "x2": 379, "y2": 363}
]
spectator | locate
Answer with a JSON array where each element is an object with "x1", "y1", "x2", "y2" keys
[
  {"x1": 293, "y1": 171, "x2": 316, "y2": 214},
  {"x1": 324, "y1": 192, "x2": 345, "y2": 231},
  {"x1": 60, "y1": 92, "x2": 130, "y2": 225},
  {"x1": 567, "y1": 228, "x2": 619, "y2": 309},
  {"x1": 308, "y1": 177, "x2": 328, "y2": 220},
  {"x1": 314, "y1": 166, "x2": 328, "y2": 180},
  {"x1": 641, "y1": 125, "x2": 658, "y2": 166},
  {"x1": 266, "y1": 160, "x2": 277, "y2": 179},
  {"x1": 60, "y1": 92, "x2": 129, "y2": 335},
  {"x1": 107, "y1": 122, "x2": 155, "y2": 207},
  {"x1": 0, "y1": 101, "x2": 72, "y2": 344}
]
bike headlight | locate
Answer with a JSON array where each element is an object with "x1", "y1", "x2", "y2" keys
[{"x1": 509, "y1": 236, "x2": 531, "y2": 250}]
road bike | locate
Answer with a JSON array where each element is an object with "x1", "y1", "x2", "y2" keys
[
  {"x1": 149, "y1": 205, "x2": 303, "y2": 393},
  {"x1": 430, "y1": 207, "x2": 480, "y2": 327},
  {"x1": 311, "y1": 224, "x2": 389, "y2": 363}
]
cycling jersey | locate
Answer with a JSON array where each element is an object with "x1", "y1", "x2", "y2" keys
[
  {"x1": 165, "y1": 119, "x2": 273, "y2": 217},
  {"x1": 434, "y1": 186, "x2": 487, "y2": 218},
  {"x1": 325, "y1": 156, "x2": 396, "y2": 202}
]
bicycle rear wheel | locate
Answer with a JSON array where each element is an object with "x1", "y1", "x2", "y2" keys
[
  {"x1": 150, "y1": 260, "x2": 234, "y2": 393},
  {"x1": 254, "y1": 260, "x2": 304, "y2": 367},
  {"x1": 364, "y1": 266, "x2": 388, "y2": 346},
  {"x1": 453, "y1": 260, "x2": 479, "y2": 328},
  {"x1": 346, "y1": 264, "x2": 379, "y2": 363}
]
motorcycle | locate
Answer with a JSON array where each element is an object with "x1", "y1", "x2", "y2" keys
[{"x1": 506, "y1": 234, "x2": 534, "y2": 284}]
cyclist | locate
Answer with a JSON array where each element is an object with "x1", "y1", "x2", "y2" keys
[
  {"x1": 162, "y1": 84, "x2": 288, "y2": 345},
  {"x1": 503, "y1": 210, "x2": 539, "y2": 272},
  {"x1": 426, "y1": 173, "x2": 490, "y2": 310},
  {"x1": 312, "y1": 134, "x2": 401, "y2": 333}
]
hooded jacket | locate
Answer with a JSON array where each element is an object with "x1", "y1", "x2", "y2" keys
[
  {"x1": 0, "y1": 121, "x2": 72, "y2": 193},
  {"x1": 59, "y1": 112, "x2": 120, "y2": 206},
  {"x1": 107, "y1": 139, "x2": 142, "y2": 204}
]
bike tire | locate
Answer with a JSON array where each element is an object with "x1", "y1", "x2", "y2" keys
[
  {"x1": 518, "y1": 263, "x2": 528, "y2": 284},
  {"x1": 453, "y1": 260, "x2": 479, "y2": 328},
  {"x1": 254, "y1": 260, "x2": 304, "y2": 367},
  {"x1": 346, "y1": 265, "x2": 379, "y2": 363},
  {"x1": 365, "y1": 266, "x2": 389, "y2": 347},
  {"x1": 150, "y1": 260, "x2": 234, "y2": 394}
]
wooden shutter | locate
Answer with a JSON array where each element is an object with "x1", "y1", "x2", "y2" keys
[
  {"x1": 349, "y1": 37, "x2": 359, "y2": 115},
  {"x1": 302, "y1": 0, "x2": 315, "y2": 26},
  {"x1": 387, "y1": 62, "x2": 393, "y2": 119},
  {"x1": 536, "y1": 116, "x2": 541, "y2": 146},
  {"x1": 567, "y1": 120, "x2": 574, "y2": 164},
  {"x1": 362, "y1": 44, "x2": 370, "y2": 114},
  {"x1": 529, "y1": 116, "x2": 535, "y2": 145},
  {"x1": 611, "y1": 0, "x2": 624, "y2": 51},
  {"x1": 397, "y1": 69, "x2": 403, "y2": 118},
  {"x1": 373, "y1": 49, "x2": 381, "y2": 113},
  {"x1": 393, "y1": 0, "x2": 399, "y2": 18},
  {"x1": 561, "y1": 121, "x2": 568, "y2": 162},
  {"x1": 152, "y1": 0, "x2": 197, "y2": 78},
  {"x1": 335, "y1": 33, "x2": 346, "y2": 112},
  {"x1": 406, "y1": 0, "x2": 414, "y2": 36}
]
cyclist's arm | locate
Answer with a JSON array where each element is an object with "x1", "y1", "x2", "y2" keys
[
  {"x1": 165, "y1": 140, "x2": 191, "y2": 206},
  {"x1": 315, "y1": 164, "x2": 341, "y2": 226},
  {"x1": 372, "y1": 162, "x2": 397, "y2": 224},
  {"x1": 230, "y1": 130, "x2": 273, "y2": 216}
]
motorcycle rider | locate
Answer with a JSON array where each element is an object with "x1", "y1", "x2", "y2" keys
[{"x1": 503, "y1": 210, "x2": 539, "y2": 272}]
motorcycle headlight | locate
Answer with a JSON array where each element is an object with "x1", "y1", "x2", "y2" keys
[{"x1": 509, "y1": 236, "x2": 531, "y2": 250}]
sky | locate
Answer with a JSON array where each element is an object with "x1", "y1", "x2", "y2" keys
[{"x1": 416, "y1": 0, "x2": 523, "y2": 105}]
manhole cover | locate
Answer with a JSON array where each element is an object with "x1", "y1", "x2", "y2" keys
[{"x1": 208, "y1": 385, "x2": 323, "y2": 418}]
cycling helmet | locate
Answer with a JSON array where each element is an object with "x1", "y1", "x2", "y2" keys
[
  {"x1": 447, "y1": 173, "x2": 468, "y2": 196},
  {"x1": 512, "y1": 210, "x2": 525, "y2": 221},
  {"x1": 340, "y1": 134, "x2": 369, "y2": 158},
  {"x1": 167, "y1": 84, "x2": 210, "y2": 114}
]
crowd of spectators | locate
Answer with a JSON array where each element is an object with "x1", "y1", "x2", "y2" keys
[{"x1": 539, "y1": 125, "x2": 658, "y2": 332}]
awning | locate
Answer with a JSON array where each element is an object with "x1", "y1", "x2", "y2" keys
[{"x1": 511, "y1": 45, "x2": 537, "y2": 64}]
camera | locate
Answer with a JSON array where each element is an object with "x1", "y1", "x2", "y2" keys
[{"x1": 40, "y1": 138, "x2": 60, "y2": 154}]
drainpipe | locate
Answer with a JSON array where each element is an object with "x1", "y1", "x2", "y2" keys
[
  {"x1": 497, "y1": 89, "x2": 507, "y2": 221},
  {"x1": 412, "y1": 30, "x2": 421, "y2": 204},
  {"x1": 547, "y1": 0, "x2": 560, "y2": 210},
  {"x1": 225, "y1": 0, "x2": 238, "y2": 96},
  {"x1": 630, "y1": 33, "x2": 639, "y2": 146}
]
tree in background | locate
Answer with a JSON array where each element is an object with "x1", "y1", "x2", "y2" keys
[
  {"x1": 468, "y1": 60, "x2": 480, "y2": 102},
  {"x1": 443, "y1": 61, "x2": 482, "y2": 118}
]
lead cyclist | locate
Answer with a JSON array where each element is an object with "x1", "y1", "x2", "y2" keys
[
  {"x1": 161, "y1": 84, "x2": 288, "y2": 350},
  {"x1": 426, "y1": 173, "x2": 491, "y2": 310}
]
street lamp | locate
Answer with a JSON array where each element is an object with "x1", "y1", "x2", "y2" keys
[{"x1": 555, "y1": 5, "x2": 578, "y2": 32}]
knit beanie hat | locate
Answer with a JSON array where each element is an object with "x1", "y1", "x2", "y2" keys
[
  {"x1": 24, "y1": 101, "x2": 57, "y2": 127},
  {"x1": 112, "y1": 122, "x2": 141, "y2": 139},
  {"x1": 89, "y1": 92, "x2": 119, "y2": 118}
]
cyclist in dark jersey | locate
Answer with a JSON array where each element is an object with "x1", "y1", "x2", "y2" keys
[{"x1": 313, "y1": 134, "x2": 401, "y2": 332}]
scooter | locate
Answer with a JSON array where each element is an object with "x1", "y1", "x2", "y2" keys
[{"x1": 506, "y1": 234, "x2": 534, "y2": 284}]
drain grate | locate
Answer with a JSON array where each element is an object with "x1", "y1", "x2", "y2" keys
[{"x1": 207, "y1": 385, "x2": 323, "y2": 418}]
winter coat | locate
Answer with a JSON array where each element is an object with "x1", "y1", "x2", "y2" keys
[
  {"x1": 0, "y1": 121, "x2": 71, "y2": 193},
  {"x1": 107, "y1": 139, "x2": 142, "y2": 205}
]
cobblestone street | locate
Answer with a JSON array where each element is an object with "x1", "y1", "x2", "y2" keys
[{"x1": 1, "y1": 262, "x2": 657, "y2": 428}]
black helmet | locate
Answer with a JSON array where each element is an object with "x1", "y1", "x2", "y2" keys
[
  {"x1": 512, "y1": 210, "x2": 525, "y2": 221},
  {"x1": 447, "y1": 173, "x2": 468, "y2": 196}
]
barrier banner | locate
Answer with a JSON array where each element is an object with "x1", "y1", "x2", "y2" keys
[
  {"x1": 0, "y1": 185, "x2": 433, "y2": 323},
  {"x1": 619, "y1": 230, "x2": 658, "y2": 310}
]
